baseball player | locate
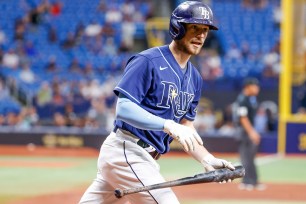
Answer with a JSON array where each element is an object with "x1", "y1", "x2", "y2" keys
[{"x1": 79, "y1": 1, "x2": 234, "y2": 203}]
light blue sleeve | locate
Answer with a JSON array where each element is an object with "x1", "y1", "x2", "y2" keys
[{"x1": 115, "y1": 95, "x2": 166, "y2": 131}]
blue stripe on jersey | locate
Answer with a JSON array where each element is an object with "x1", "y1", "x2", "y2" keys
[
  {"x1": 187, "y1": 67, "x2": 192, "y2": 92},
  {"x1": 113, "y1": 45, "x2": 203, "y2": 154}
]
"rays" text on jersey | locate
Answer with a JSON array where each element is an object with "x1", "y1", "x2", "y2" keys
[{"x1": 157, "y1": 81, "x2": 194, "y2": 118}]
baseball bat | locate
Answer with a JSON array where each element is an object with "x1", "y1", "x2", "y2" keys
[{"x1": 114, "y1": 165, "x2": 245, "y2": 198}]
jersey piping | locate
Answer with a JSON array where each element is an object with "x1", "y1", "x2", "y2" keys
[
  {"x1": 114, "y1": 87, "x2": 141, "y2": 104},
  {"x1": 157, "y1": 47, "x2": 181, "y2": 85}
]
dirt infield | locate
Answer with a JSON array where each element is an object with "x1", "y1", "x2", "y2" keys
[{"x1": 2, "y1": 145, "x2": 306, "y2": 204}]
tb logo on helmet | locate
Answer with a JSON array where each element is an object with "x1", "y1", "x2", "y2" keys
[{"x1": 199, "y1": 7, "x2": 210, "y2": 20}]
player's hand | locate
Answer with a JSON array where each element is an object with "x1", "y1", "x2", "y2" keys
[
  {"x1": 201, "y1": 154, "x2": 235, "y2": 172},
  {"x1": 249, "y1": 130, "x2": 260, "y2": 145},
  {"x1": 163, "y1": 120, "x2": 203, "y2": 152}
]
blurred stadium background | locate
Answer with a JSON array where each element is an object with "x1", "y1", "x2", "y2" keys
[{"x1": 0, "y1": 0, "x2": 305, "y2": 203}]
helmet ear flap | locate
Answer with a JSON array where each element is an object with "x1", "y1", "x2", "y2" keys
[
  {"x1": 176, "y1": 21, "x2": 186, "y2": 40},
  {"x1": 169, "y1": 15, "x2": 186, "y2": 40}
]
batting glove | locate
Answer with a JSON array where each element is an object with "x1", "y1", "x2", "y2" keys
[
  {"x1": 201, "y1": 154, "x2": 235, "y2": 183},
  {"x1": 201, "y1": 154, "x2": 235, "y2": 172},
  {"x1": 163, "y1": 120, "x2": 203, "y2": 152}
]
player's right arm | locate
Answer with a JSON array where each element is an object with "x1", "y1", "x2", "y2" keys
[
  {"x1": 116, "y1": 94, "x2": 165, "y2": 131},
  {"x1": 116, "y1": 94, "x2": 202, "y2": 152}
]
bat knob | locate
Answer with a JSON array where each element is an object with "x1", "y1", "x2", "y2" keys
[{"x1": 114, "y1": 188, "x2": 124, "y2": 198}]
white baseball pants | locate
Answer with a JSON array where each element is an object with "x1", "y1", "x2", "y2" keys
[{"x1": 79, "y1": 130, "x2": 180, "y2": 204}]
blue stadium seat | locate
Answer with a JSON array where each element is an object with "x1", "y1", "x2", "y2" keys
[{"x1": 211, "y1": 0, "x2": 280, "y2": 78}]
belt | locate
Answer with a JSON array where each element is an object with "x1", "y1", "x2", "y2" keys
[
  {"x1": 136, "y1": 140, "x2": 161, "y2": 160},
  {"x1": 113, "y1": 126, "x2": 161, "y2": 160}
]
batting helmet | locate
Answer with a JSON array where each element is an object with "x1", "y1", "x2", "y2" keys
[{"x1": 169, "y1": 1, "x2": 218, "y2": 40}]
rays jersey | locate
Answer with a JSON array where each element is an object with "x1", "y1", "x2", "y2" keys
[{"x1": 114, "y1": 45, "x2": 203, "y2": 154}]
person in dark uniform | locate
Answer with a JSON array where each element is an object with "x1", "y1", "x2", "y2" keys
[{"x1": 235, "y1": 77, "x2": 266, "y2": 191}]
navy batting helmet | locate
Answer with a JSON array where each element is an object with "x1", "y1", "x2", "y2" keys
[{"x1": 169, "y1": 1, "x2": 218, "y2": 40}]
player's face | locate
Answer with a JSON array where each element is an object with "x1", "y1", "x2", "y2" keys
[{"x1": 177, "y1": 24, "x2": 209, "y2": 55}]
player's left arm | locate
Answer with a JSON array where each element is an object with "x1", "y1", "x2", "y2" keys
[
  {"x1": 181, "y1": 69, "x2": 233, "y2": 171},
  {"x1": 180, "y1": 118, "x2": 235, "y2": 172}
]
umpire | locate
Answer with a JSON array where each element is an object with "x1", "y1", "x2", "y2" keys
[{"x1": 235, "y1": 77, "x2": 265, "y2": 191}]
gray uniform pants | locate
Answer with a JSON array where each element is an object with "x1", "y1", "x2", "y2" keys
[
  {"x1": 79, "y1": 130, "x2": 180, "y2": 204},
  {"x1": 238, "y1": 132, "x2": 258, "y2": 185}
]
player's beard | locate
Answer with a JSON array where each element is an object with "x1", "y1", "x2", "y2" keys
[{"x1": 176, "y1": 39, "x2": 203, "y2": 55}]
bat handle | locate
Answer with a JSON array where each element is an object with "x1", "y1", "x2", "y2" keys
[{"x1": 114, "y1": 188, "x2": 124, "y2": 198}]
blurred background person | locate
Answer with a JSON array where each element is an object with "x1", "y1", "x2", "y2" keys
[{"x1": 234, "y1": 77, "x2": 266, "y2": 191}]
